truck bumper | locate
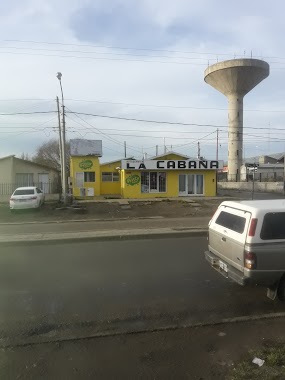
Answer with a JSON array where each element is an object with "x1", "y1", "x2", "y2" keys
[{"x1": 205, "y1": 250, "x2": 249, "y2": 286}]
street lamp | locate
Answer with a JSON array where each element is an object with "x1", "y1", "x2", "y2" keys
[{"x1": 56, "y1": 72, "x2": 67, "y2": 204}]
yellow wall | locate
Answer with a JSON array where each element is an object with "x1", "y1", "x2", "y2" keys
[
  {"x1": 100, "y1": 161, "x2": 121, "y2": 195},
  {"x1": 122, "y1": 170, "x2": 216, "y2": 198},
  {"x1": 70, "y1": 156, "x2": 100, "y2": 198}
]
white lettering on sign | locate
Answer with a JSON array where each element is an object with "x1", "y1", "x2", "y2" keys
[{"x1": 121, "y1": 160, "x2": 223, "y2": 170}]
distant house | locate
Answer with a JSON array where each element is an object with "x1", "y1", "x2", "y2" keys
[
  {"x1": 0, "y1": 155, "x2": 60, "y2": 194},
  {"x1": 240, "y1": 163, "x2": 284, "y2": 182},
  {"x1": 241, "y1": 152, "x2": 284, "y2": 182},
  {"x1": 244, "y1": 152, "x2": 284, "y2": 165}
]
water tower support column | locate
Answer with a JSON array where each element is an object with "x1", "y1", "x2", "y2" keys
[{"x1": 228, "y1": 94, "x2": 243, "y2": 181}]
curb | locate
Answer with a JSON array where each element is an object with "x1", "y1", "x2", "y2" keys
[
  {"x1": 0, "y1": 216, "x2": 168, "y2": 226},
  {"x1": 3, "y1": 312, "x2": 285, "y2": 349},
  {"x1": 0, "y1": 228, "x2": 208, "y2": 245}
]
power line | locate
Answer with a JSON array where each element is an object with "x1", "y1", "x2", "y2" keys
[
  {"x1": 67, "y1": 111, "x2": 229, "y2": 128},
  {"x1": 64, "y1": 98, "x2": 285, "y2": 113},
  {"x1": 0, "y1": 117, "x2": 57, "y2": 140},
  {"x1": 1, "y1": 47, "x2": 283, "y2": 68},
  {"x1": 67, "y1": 111, "x2": 285, "y2": 131},
  {"x1": 5, "y1": 39, "x2": 285, "y2": 62},
  {"x1": 65, "y1": 110, "x2": 143, "y2": 155},
  {"x1": 0, "y1": 97, "x2": 283, "y2": 114},
  {"x1": 0, "y1": 111, "x2": 55, "y2": 116},
  {"x1": 0, "y1": 45, "x2": 217, "y2": 62},
  {"x1": 0, "y1": 98, "x2": 52, "y2": 102},
  {"x1": 0, "y1": 50, "x2": 208, "y2": 65},
  {"x1": 3, "y1": 39, "x2": 239, "y2": 56}
]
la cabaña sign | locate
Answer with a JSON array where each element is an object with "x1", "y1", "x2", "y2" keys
[{"x1": 121, "y1": 160, "x2": 223, "y2": 170}]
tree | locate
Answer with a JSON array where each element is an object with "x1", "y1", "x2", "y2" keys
[
  {"x1": 32, "y1": 139, "x2": 70, "y2": 174},
  {"x1": 20, "y1": 152, "x2": 30, "y2": 161}
]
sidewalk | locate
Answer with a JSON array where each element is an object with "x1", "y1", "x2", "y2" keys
[
  {"x1": 1, "y1": 316, "x2": 285, "y2": 379},
  {"x1": 0, "y1": 216, "x2": 209, "y2": 243}
]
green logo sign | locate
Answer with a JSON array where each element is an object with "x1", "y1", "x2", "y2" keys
[
  {"x1": 79, "y1": 159, "x2": 93, "y2": 170},
  {"x1": 126, "y1": 174, "x2": 140, "y2": 186}
]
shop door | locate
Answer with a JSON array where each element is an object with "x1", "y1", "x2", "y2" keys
[{"x1": 179, "y1": 174, "x2": 204, "y2": 196}]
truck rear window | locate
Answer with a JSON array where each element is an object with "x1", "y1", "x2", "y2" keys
[
  {"x1": 215, "y1": 211, "x2": 246, "y2": 234},
  {"x1": 261, "y1": 212, "x2": 285, "y2": 240}
]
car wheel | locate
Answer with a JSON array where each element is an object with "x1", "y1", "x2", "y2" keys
[{"x1": 277, "y1": 277, "x2": 285, "y2": 302}]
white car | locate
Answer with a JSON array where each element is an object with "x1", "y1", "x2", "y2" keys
[{"x1": 10, "y1": 187, "x2": 45, "y2": 210}]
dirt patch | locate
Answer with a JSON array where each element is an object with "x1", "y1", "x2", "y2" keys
[{"x1": 0, "y1": 199, "x2": 224, "y2": 223}]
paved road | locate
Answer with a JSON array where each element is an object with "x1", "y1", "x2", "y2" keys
[{"x1": 0, "y1": 237, "x2": 283, "y2": 348}]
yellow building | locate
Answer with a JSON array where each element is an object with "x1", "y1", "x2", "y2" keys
[
  {"x1": 100, "y1": 159, "x2": 121, "y2": 196},
  {"x1": 70, "y1": 140, "x2": 222, "y2": 199},
  {"x1": 120, "y1": 152, "x2": 222, "y2": 198},
  {"x1": 69, "y1": 139, "x2": 102, "y2": 198},
  {"x1": 70, "y1": 155, "x2": 101, "y2": 198}
]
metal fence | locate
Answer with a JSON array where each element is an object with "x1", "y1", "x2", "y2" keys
[
  {"x1": 218, "y1": 173, "x2": 284, "y2": 182},
  {"x1": 0, "y1": 181, "x2": 61, "y2": 195}
]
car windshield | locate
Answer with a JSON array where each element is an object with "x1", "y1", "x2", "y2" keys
[{"x1": 14, "y1": 189, "x2": 35, "y2": 195}]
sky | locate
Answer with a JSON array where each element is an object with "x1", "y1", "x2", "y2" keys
[{"x1": 0, "y1": 0, "x2": 285, "y2": 163}]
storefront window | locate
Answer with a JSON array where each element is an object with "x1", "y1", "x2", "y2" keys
[
  {"x1": 158, "y1": 172, "x2": 166, "y2": 192},
  {"x1": 102, "y1": 172, "x2": 120, "y2": 182},
  {"x1": 141, "y1": 172, "x2": 166, "y2": 193},
  {"x1": 196, "y1": 175, "x2": 204, "y2": 194},
  {"x1": 187, "y1": 174, "x2": 195, "y2": 194},
  {"x1": 84, "y1": 172, "x2": 95, "y2": 182},
  {"x1": 113, "y1": 173, "x2": 120, "y2": 182},
  {"x1": 179, "y1": 174, "x2": 204, "y2": 195},
  {"x1": 141, "y1": 172, "x2": 150, "y2": 193}
]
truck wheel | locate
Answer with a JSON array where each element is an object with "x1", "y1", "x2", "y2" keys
[{"x1": 277, "y1": 277, "x2": 285, "y2": 302}]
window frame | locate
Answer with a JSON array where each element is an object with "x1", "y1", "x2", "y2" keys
[
  {"x1": 84, "y1": 171, "x2": 96, "y2": 183},
  {"x1": 15, "y1": 173, "x2": 34, "y2": 187},
  {"x1": 215, "y1": 210, "x2": 246, "y2": 234},
  {"x1": 260, "y1": 212, "x2": 285, "y2": 240},
  {"x1": 141, "y1": 171, "x2": 166, "y2": 193},
  {"x1": 101, "y1": 172, "x2": 120, "y2": 182}
]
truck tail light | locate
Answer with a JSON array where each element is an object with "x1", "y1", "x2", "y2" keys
[
  {"x1": 248, "y1": 218, "x2": 258, "y2": 237},
  {"x1": 244, "y1": 251, "x2": 257, "y2": 270}
]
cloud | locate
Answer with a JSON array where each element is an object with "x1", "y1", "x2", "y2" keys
[{"x1": 0, "y1": 0, "x2": 284, "y2": 162}]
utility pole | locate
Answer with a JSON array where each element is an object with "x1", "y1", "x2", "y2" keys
[
  {"x1": 252, "y1": 164, "x2": 256, "y2": 200},
  {"x1": 124, "y1": 141, "x2": 127, "y2": 158},
  {"x1": 216, "y1": 128, "x2": 219, "y2": 161},
  {"x1": 56, "y1": 96, "x2": 63, "y2": 187},
  {"x1": 156, "y1": 145, "x2": 158, "y2": 156},
  {"x1": 197, "y1": 141, "x2": 200, "y2": 159},
  {"x1": 56, "y1": 72, "x2": 67, "y2": 205}
]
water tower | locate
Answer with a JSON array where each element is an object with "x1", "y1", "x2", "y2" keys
[{"x1": 204, "y1": 59, "x2": 269, "y2": 181}]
